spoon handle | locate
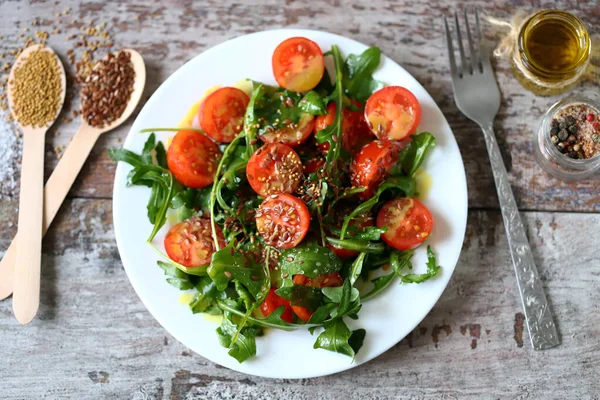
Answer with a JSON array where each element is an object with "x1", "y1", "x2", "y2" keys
[
  {"x1": 12, "y1": 131, "x2": 46, "y2": 324},
  {"x1": 2, "y1": 126, "x2": 102, "y2": 302}
]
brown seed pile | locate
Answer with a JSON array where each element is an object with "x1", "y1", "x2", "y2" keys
[
  {"x1": 80, "y1": 51, "x2": 135, "y2": 128},
  {"x1": 9, "y1": 48, "x2": 62, "y2": 127}
]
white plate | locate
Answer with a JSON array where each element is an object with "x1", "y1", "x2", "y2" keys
[{"x1": 113, "y1": 29, "x2": 468, "y2": 379}]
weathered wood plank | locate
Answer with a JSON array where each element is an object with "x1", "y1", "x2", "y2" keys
[
  {"x1": 0, "y1": 198, "x2": 598, "y2": 399},
  {"x1": 1, "y1": 0, "x2": 599, "y2": 211}
]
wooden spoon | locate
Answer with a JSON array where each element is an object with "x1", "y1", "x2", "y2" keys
[
  {"x1": 6, "y1": 45, "x2": 66, "y2": 324},
  {"x1": 0, "y1": 49, "x2": 146, "y2": 310}
]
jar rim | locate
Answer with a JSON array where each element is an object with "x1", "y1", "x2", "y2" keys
[
  {"x1": 518, "y1": 10, "x2": 591, "y2": 78},
  {"x1": 538, "y1": 96, "x2": 600, "y2": 169}
]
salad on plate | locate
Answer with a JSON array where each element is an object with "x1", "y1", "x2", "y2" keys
[{"x1": 110, "y1": 36, "x2": 439, "y2": 363}]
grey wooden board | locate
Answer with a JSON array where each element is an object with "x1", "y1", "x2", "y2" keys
[
  {"x1": 1, "y1": 199, "x2": 599, "y2": 399},
  {"x1": 1, "y1": 0, "x2": 600, "y2": 398}
]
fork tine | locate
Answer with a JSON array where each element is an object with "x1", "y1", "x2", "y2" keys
[
  {"x1": 464, "y1": 10, "x2": 476, "y2": 74},
  {"x1": 454, "y1": 12, "x2": 467, "y2": 76},
  {"x1": 474, "y1": 9, "x2": 484, "y2": 72},
  {"x1": 443, "y1": 16, "x2": 458, "y2": 77}
]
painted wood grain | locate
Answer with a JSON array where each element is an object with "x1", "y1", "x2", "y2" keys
[
  {"x1": 0, "y1": 0, "x2": 599, "y2": 211},
  {"x1": 0, "y1": 198, "x2": 599, "y2": 399}
]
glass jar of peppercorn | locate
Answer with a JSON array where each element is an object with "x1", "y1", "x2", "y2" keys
[{"x1": 533, "y1": 96, "x2": 600, "y2": 181}]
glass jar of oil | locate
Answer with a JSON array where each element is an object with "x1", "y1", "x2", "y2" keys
[{"x1": 512, "y1": 10, "x2": 591, "y2": 96}]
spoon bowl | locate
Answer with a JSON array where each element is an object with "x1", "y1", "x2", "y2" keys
[
  {"x1": 6, "y1": 44, "x2": 66, "y2": 324},
  {"x1": 0, "y1": 49, "x2": 146, "y2": 304}
]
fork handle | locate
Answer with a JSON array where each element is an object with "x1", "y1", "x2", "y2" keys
[{"x1": 480, "y1": 123, "x2": 559, "y2": 350}]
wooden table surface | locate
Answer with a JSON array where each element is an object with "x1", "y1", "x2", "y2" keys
[{"x1": 1, "y1": 1, "x2": 599, "y2": 399}]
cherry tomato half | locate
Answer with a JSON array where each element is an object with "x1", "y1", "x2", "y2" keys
[
  {"x1": 272, "y1": 37, "x2": 324, "y2": 93},
  {"x1": 350, "y1": 140, "x2": 400, "y2": 200},
  {"x1": 316, "y1": 101, "x2": 373, "y2": 155},
  {"x1": 260, "y1": 288, "x2": 293, "y2": 323},
  {"x1": 167, "y1": 130, "x2": 222, "y2": 188},
  {"x1": 256, "y1": 193, "x2": 310, "y2": 249},
  {"x1": 259, "y1": 112, "x2": 315, "y2": 147},
  {"x1": 290, "y1": 305, "x2": 313, "y2": 323},
  {"x1": 198, "y1": 87, "x2": 250, "y2": 143},
  {"x1": 376, "y1": 197, "x2": 434, "y2": 250},
  {"x1": 164, "y1": 216, "x2": 226, "y2": 267},
  {"x1": 246, "y1": 143, "x2": 303, "y2": 197},
  {"x1": 365, "y1": 86, "x2": 421, "y2": 141}
]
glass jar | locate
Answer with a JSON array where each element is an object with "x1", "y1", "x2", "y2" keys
[
  {"x1": 512, "y1": 10, "x2": 591, "y2": 96},
  {"x1": 534, "y1": 96, "x2": 600, "y2": 181}
]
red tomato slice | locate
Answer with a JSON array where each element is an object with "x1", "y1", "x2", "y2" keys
[
  {"x1": 292, "y1": 272, "x2": 343, "y2": 288},
  {"x1": 164, "y1": 216, "x2": 226, "y2": 267},
  {"x1": 272, "y1": 37, "x2": 324, "y2": 93},
  {"x1": 198, "y1": 87, "x2": 250, "y2": 143},
  {"x1": 256, "y1": 193, "x2": 310, "y2": 249},
  {"x1": 316, "y1": 101, "x2": 373, "y2": 155},
  {"x1": 365, "y1": 86, "x2": 421, "y2": 141},
  {"x1": 376, "y1": 198, "x2": 434, "y2": 250},
  {"x1": 260, "y1": 288, "x2": 293, "y2": 323},
  {"x1": 350, "y1": 140, "x2": 400, "y2": 200},
  {"x1": 259, "y1": 112, "x2": 315, "y2": 147},
  {"x1": 246, "y1": 143, "x2": 303, "y2": 197},
  {"x1": 167, "y1": 130, "x2": 222, "y2": 189}
]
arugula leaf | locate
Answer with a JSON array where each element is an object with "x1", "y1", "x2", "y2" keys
[
  {"x1": 278, "y1": 242, "x2": 342, "y2": 286},
  {"x1": 360, "y1": 272, "x2": 396, "y2": 302},
  {"x1": 354, "y1": 226, "x2": 387, "y2": 241},
  {"x1": 399, "y1": 246, "x2": 441, "y2": 283},
  {"x1": 349, "y1": 252, "x2": 367, "y2": 286},
  {"x1": 155, "y1": 141, "x2": 168, "y2": 168},
  {"x1": 275, "y1": 285, "x2": 323, "y2": 311},
  {"x1": 207, "y1": 245, "x2": 264, "y2": 297},
  {"x1": 157, "y1": 261, "x2": 194, "y2": 290},
  {"x1": 395, "y1": 131, "x2": 436, "y2": 177},
  {"x1": 315, "y1": 45, "x2": 345, "y2": 169},
  {"x1": 171, "y1": 187, "x2": 211, "y2": 214},
  {"x1": 298, "y1": 91, "x2": 328, "y2": 115},
  {"x1": 141, "y1": 133, "x2": 156, "y2": 164},
  {"x1": 343, "y1": 47, "x2": 385, "y2": 102},
  {"x1": 329, "y1": 279, "x2": 362, "y2": 320},
  {"x1": 325, "y1": 237, "x2": 384, "y2": 254},
  {"x1": 322, "y1": 286, "x2": 360, "y2": 303},
  {"x1": 189, "y1": 276, "x2": 225, "y2": 313},
  {"x1": 216, "y1": 305, "x2": 260, "y2": 363},
  {"x1": 390, "y1": 250, "x2": 414, "y2": 276},
  {"x1": 234, "y1": 280, "x2": 254, "y2": 310},
  {"x1": 313, "y1": 319, "x2": 366, "y2": 359},
  {"x1": 108, "y1": 148, "x2": 145, "y2": 168}
]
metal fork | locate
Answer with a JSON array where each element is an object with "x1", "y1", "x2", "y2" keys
[{"x1": 444, "y1": 11, "x2": 559, "y2": 350}]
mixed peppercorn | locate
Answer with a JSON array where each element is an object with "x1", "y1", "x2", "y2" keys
[{"x1": 550, "y1": 104, "x2": 600, "y2": 159}]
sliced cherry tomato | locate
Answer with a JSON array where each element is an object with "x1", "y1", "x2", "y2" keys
[
  {"x1": 350, "y1": 140, "x2": 400, "y2": 200},
  {"x1": 272, "y1": 37, "x2": 324, "y2": 92},
  {"x1": 167, "y1": 129, "x2": 222, "y2": 188},
  {"x1": 256, "y1": 193, "x2": 310, "y2": 249},
  {"x1": 293, "y1": 272, "x2": 343, "y2": 288},
  {"x1": 303, "y1": 156, "x2": 325, "y2": 174},
  {"x1": 246, "y1": 143, "x2": 303, "y2": 197},
  {"x1": 376, "y1": 197, "x2": 434, "y2": 250},
  {"x1": 316, "y1": 101, "x2": 373, "y2": 155},
  {"x1": 198, "y1": 87, "x2": 250, "y2": 143},
  {"x1": 260, "y1": 288, "x2": 293, "y2": 323},
  {"x1": 291, "y1": 305, "x2": 313, "y2": 322},
  {"x1": 259, "y1": 112, "x2": 315, "y2": 147},
  {"x1": 164, "y1": 216, "x2": 225, "y2": 268},
  {"x1": 365, "y1": 86, "x2": 421, "y2": 141}
]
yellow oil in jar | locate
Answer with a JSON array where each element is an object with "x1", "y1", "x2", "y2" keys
[{"x1": 514, "y1": 10, "x2": 590, "y2": 96}]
